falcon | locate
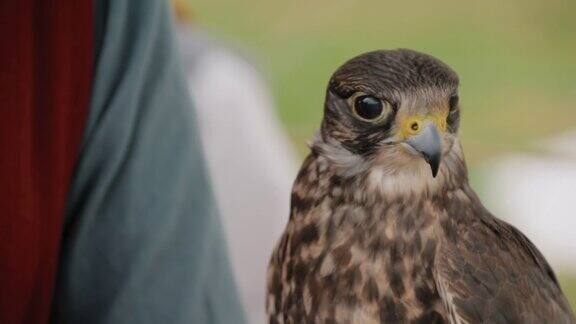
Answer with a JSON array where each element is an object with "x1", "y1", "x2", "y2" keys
[{"x1": 267, "y1": 49, "x2": 575, "y2": 323}]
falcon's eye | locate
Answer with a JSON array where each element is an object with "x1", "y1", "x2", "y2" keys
[
  {"x1": 352, "y1": 95, "x2": 388, "y2": 121},
  {"x1": 449, "y1": 94, "x2": 459, "y2": 110}
]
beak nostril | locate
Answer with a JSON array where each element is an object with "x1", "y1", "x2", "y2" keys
[{"x1": 405, "y1": 122, "x2": 442, "y2": 178}]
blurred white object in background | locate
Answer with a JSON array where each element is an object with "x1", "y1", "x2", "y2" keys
[
  {"x1": 484, "y1": 130, "x2": 576, "y2": 271},
  {"x1": 177, "y1": 27, "x2": 297, "y2": 323}
]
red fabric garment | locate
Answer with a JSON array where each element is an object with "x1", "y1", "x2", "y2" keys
[{"x1": 0, "y1": 1, "x2": 93, "y2": 323}]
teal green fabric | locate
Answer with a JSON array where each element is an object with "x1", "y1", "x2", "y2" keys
[{"x1": 51, "y1": 0, "x2": 246, "y2": 323}]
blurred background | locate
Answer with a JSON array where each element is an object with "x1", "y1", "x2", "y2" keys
[{"x1": 183, "y1": 0, "x2": 576, "y2": 317}]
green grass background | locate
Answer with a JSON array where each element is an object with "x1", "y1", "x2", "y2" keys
[{"x1": 187, "y1": 0, "x2": 576, "y2": 308}]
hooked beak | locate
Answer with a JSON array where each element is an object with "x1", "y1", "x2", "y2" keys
[{"x1": 406, "y1": 122, "x2": 442, "y2": 177}]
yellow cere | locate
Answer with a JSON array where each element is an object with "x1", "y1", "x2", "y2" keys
[{"x1": 399, "y1": 113, "x2": 447, "y2": 139}]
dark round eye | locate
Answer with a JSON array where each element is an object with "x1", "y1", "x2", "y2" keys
[
  {"x1": 449, "y1": 94, "x2": 459, "y2": 110},
  {"x1": 353, "y1": 95, "x2": 384, "y2": 120}
]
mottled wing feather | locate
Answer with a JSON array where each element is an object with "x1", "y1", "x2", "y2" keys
[{"x1": 435, "y1": 217, "x2": 575, "y2": 324}]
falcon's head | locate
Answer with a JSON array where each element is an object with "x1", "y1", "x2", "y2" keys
[{"x1": 315, "y1": 49, "x2": 466, "y2": 196}]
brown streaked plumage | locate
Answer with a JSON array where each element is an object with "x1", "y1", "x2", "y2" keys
[{"x1": 267, "y1": 49, "x2": 575, "y2": 323}]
